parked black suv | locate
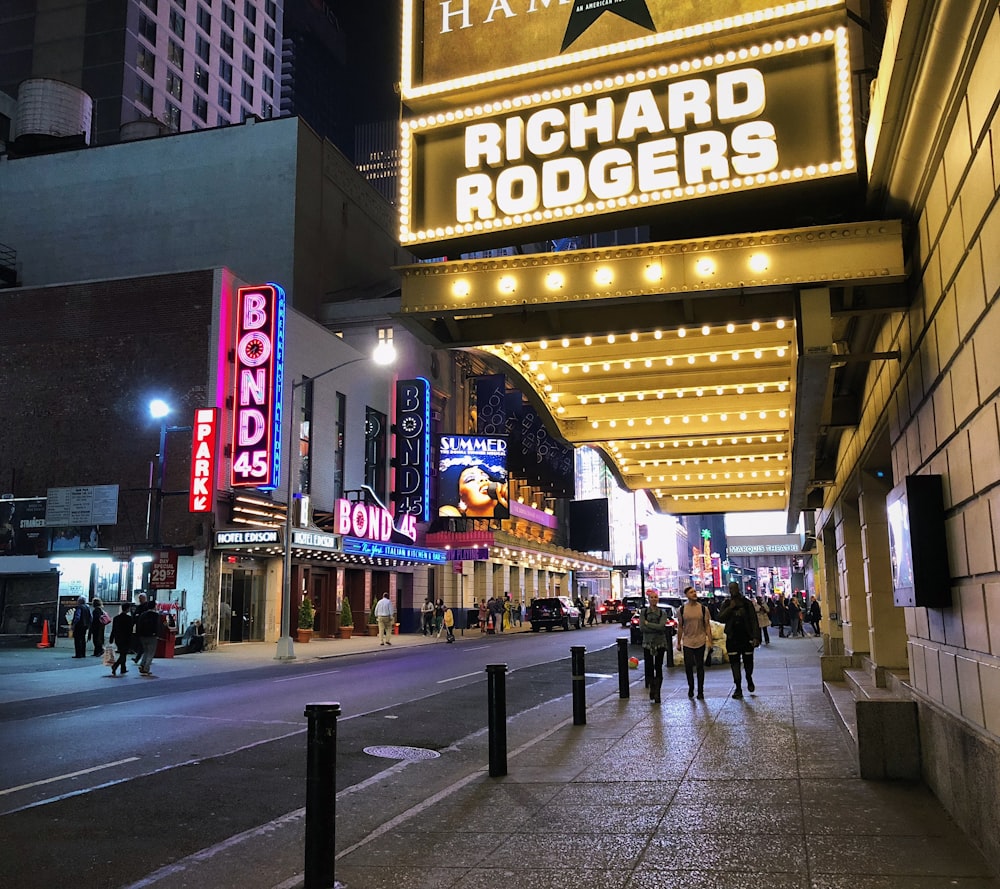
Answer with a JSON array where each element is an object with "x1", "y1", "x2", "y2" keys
[{"x1": 529, "y1": 597, "x2": 582, "y2": 631}]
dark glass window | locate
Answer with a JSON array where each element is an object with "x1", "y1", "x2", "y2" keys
[
  {"x1": 243, "y1": 25, "x2": 256, "y2": 50},
  {"x1": 219, "y1": 57, "x2": 233, "y2": 84},
  {"x1": 166, "y1": 69, "x2": 183, "y2": 99},
  {"x1": 140, "y1": 0, "x2": 158, "y2": 12},
  {"x1": 193, "y1": 94, "x2": 208, "y2": 121},
  {"x1": 262, "y1": 73, "x2": 273, "y2": 97},
  {"x1": 194, "y1": 64, "x2": 209, "y2": 91},
  {"x1": 241, "y1": 79, "x2": 253, "y2": 103},
  {"x1": 220, "y1": 31, "x2": 234, "y2": 57},
  {"x1": 242, "y1": 51, "x2": 254, "y2": 76},
  {"x1": 264, "y1": 22, "x2": 275, "y2": 46},
  {"x1": 365, "y1": 407, "x2": 388, "y2": 502},
  {"x1": 264, "y1": 0, "x2": 275, "y2": 20},
  {"x1": 136, "y1": 44, "x2": 155, "y2": 77},
  {"x1": 165, "y1": 101, "x2": 181, "y2": 129},
  {"x1": 218, "y1": 86, "x2": 232, "y2": 112},
  {"x1": 243, "y1": 0, "x2": 256, "y2": 24},
  {"x1": 138, "y1": 13, "x2": 157, "y2": 45},
  {"x1": 222, "y1": 3, "x2": 235, "y2": 27},
  {"x1": 135, "y1": 75, "x2": 154, "y2": 108},
  {"x1": 196, "y1": 4, "x2": 212, "y2": 33},
  {"x1": 168, "y1": 39, "x2": 184, "y2": 70},
  {"x1": 195, "y1": 34, "x2": 211, "y2": 63},
  {"x1": 263, "y1": 48, "x2": 275, "y2": 71},
  {"x1": 334, "y1": 393, "x2": 346, "y2": 501},
  {"x1": 169, "y1": 9, "x2": 185, "y2": 39}
]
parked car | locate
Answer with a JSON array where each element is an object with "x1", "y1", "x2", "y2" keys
[
  {"x1": 620, "y1": 595, "x2": 646, "y2": 626},
  {"x1": 629, "y1": 600, "x2": 678, "y2": 645},
  {"x1": 598, "y1": 599, "x2": 623, "y2": 623},
  {"x1": 529, "y1": 597, "x2": 582, "y2": 631}
]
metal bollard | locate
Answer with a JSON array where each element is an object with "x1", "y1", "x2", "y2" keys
[
  {"x1": 303, "y1": 702, "x2": 341, "y2": 889},
  {"x1": 571, "y1": 645, "x2": 586, "y2": 725},
  {"x1": 616, "y1": 637, "x2": 630, "y2": 698},
  {"x1": 487, "y1": 664, "x2": 508, "y2": 777}
]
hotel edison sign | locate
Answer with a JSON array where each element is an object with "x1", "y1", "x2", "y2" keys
[{"x1": 400, "y1": 28, "x2": 855, "y2": 251}]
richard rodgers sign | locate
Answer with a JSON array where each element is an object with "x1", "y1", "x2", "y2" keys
[{"x1": 399, "y1": 29, "x2": 855, "y2": 250}]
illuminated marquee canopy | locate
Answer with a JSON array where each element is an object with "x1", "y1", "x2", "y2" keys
[{"x1": 400, "y1": 28, "x2": 855, "y2": 252}]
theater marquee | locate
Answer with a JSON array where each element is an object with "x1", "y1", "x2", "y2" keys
[
  {"x1": 399, "y1": 28, "x2": 855, "y2": 251},
  {"x1": 401, "y1": 0, "x2": 844, "y2": 107}
]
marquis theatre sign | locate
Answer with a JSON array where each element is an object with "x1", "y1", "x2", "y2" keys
[{"x1": 399, "y1": 28, "x2": 856, "y2": 251}]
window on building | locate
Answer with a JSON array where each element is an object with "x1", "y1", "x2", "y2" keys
[
  {"x1": 242, "y1": 52, "x2": 254, "y2": 76},
  {"x1": 365, "y1": 407, "x2": 388, "y2": 503},
  {"x1": 137, "y1": 44, "x2": 156, "y2": 77},
  {"x1": 217, "y1": 111, "x2": 229, "y2": 126},
  {"x1": 241, "y1": 79, "x2": 253, "y2": 103},
  {"x1": 196, "y1": 4, "x2": 212, "y2": 33},
  {"x1": 219, "y1": 57, "x2": 233, "y2": 84},
  {"x1": 264, "y1": 0, "x2": 276, "y2": 20},
  {"x1": 263, "y1": 48, "x2": 275, "y2": 71},
  {"x1": 244, "y1": 0, "x2": 257, "y2": 24},
  {"x1": 240, "y1": 105, "x2": 253, "y2": 123},
  {"x1": 140, "y1": 0, "x2": 158, "y2": 12},
  {"x1": 218, "y1": 86, "x2": 232, "y2": 112},
  {"x1": 169, "y1": 8, "x2": 185, "y2": 39},
  {"x1": 221, "y1": 31, "x2": 234, "y2": 57},
  {"x1": 165, "y1": 101, "x2": 181, "y2": 129},
  {"x1": 138, "y1": 13, "x2": 157, "y2": 45},
  {"x1": 261, "y1": 100, "x2": 272, "y2": 118},
  {"x1": 174, "y1": 0, "x2": 186, "y2": 9},
  {"x1": 195, "y1": 64, "x2": 209, "y2": 91},
  {"x1": 195, "y1": 34, "x2": 211, "y2": 63},
  {"x1": 222, "y1": 3, "x2": 235, "y2": 28},
  {"x1": 262, "y1": 73, "x2": 273, "y2": 97},
  {"x1": 135, "y1": 75, "x2": 154, "y2": 109},
  {"x1": 168, "y1": 39, "x2": 184, "y2": 70},
  {"x1": 193, "y1": 93, "x2": 207, "y2": 122},
  {"x1": 264, "y1": 22, "x2": 275, "y2": 45},
  {"x1": 243, "y1": 25, "x2": 256, "y2": 50},
  {"x1": 297, "y1": 380, "x2": 314, "y2": 495},
  {"x1": 166, "y1": 69, "x2": 183, "y2": 100}
]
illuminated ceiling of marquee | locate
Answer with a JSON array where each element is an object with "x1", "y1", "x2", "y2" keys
[{"x1": 398, "y1": 221, "x2": 908, "y2": 527}]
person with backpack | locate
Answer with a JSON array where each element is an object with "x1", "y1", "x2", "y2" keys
[
  {"x1": 639, "y1": 591, "x2": 671, "y2": 703},
  {"x1": 676, "y1": 586, "x2": 713, "y2": 699},
  {"x1": 70, "y1": 596, "x2": 92, "y2": 659},
  {"x1": 718, "y1": 581, "x2": 762, "y2": 699},
  {"x1": 134, "y1": 599, "x2": 161, "y2": 676}
]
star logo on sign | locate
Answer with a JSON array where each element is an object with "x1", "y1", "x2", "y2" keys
[{"x1": 561, "y1": 0, "x2": 656, "y2": 52}]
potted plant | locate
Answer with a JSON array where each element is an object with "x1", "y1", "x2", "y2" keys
[
  {"x1": 339, "y1": 598, "x2": 353, "y2": 639},
  {"x1": 368, "y1": 601, "x2": 380, "y2": 636},
  {"x1": 297, "y1": 597, "x2": 315, "y2": 643}
]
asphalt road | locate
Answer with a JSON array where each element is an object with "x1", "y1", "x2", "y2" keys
[{"x1": 0, "y1": 628, "x2": 630, "y2": 889}]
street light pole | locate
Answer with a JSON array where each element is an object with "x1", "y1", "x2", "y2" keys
[{"x1": 275, "y1": 346, "x2": 395, "y2": 661}]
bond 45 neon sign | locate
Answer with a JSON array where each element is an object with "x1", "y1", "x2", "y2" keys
[{"x1": 230, "y1": 283, "x2": 285, "y2": 489}]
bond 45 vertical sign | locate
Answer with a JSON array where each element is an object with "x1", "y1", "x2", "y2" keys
[
  {"x1": 230, "y1": 284, "x2": 286, "y2": 489},
  {"x1": 394, "y1": 378, "x2": 431, "y2": 521}
]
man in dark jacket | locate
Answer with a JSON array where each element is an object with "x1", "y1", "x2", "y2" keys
[
  {"x1": 71, "y1": 596, "x2": 91, "y2": 659},
  {"x1": 134, "y1": 600, "x2": 161, "y2": 676},
  {"x1": 718, "y1": 582, "x2": 762, "y2": 699},
  {"x1": 109, "y1": 602, "x2": 135, "y2": 676}
]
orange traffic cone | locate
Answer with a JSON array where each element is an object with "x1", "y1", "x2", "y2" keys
[{"x1": 36, "y1": 620, "x2": 51, "y2": 648}]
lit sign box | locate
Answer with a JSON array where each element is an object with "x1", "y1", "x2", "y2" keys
[
  {"x1": 230, "y1": 284, "x2": 286, "y2": 490},
  {"x1": 342, "y1": 537, "x2": 448, "y2": 564},
  {"x1": 400, "y1": 28, "x2": 855, "y2": 253},
  {"x1": 437, "y1": 435, "x2": 509, "y2": 519},
  {"x1": 394, "y1": 378, "x2": 432, "y2": 521},
  {"x1": 401, "y1": 0, "x2": 844, "y2": 108},
  {"x1": 189, "y1": 408, "x2": 219, "y2": 513}
]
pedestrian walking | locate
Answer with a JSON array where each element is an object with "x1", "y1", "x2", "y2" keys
[
  {"x1": 717, "y1": 581, "x2": 761, "y2": 699},
  {"x1": 70, "y1": 596, "x2": 91, "y2": 659},
  {"x1": 639, "y1": 591, "x2": 670, "y2": 703},
  {"x1": 754, "y1": 596, "x2": 770, "y2": 645},
  {"x1": 808, "y1": 596, "x2": 822, "y2": 635},
  {"x1": 374, "y1": 592, "x2": 394, "y2": 645},
  {"x1": 788, "y1": 596, "x2": 804, "y2": 637},
  {"x1": 478, "y1": 599, "x2": 488, "y2": 632},
  {"x1": 89, "y1": 597, "x2": 109, "y2": 657},
  {"x1": 134, "y1": 602, "x2": 161, "y2": 676},
  {"x1": 109, "y1": 602, "x2": 134, "y2": 676},
  {"x1": 442, "y1": 605, "x2": 455, "y2": 642},
  {"x1": 421, "y1": 596, "x2": 436, "y2": 636},
  {"x1": 676, "y1": 586, "x2": 713, "y2": 699},
  {"x1": 775, "y1": 596, "x2": 788, "y2": 637},
  {"x1": 434, "y1": 598, "x2": 445, "y2": 634}
]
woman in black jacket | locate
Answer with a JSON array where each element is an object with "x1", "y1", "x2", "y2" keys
[{"x1": 88, "y1": 598, "x2": 107, "y2": 657}]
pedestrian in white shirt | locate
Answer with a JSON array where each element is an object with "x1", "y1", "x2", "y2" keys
[{"x1": 374, "y1": 593, "x2": 394, "y2": 646}]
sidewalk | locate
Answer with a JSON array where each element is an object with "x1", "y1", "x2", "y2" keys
[
  {"x1": 321, "y1": 637, "x2": 1000, "y2": 889},
  {"x1": 4, "y1": 631, "x2": 998, "y2": 888}
]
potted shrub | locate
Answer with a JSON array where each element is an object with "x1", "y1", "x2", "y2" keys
[
  {"x1": 297, "y1": 597, "x2": 315, "y2": 643},
  {"x1": 368, "y1": 601, "x2": 380, "y2": 636},
  {"x1": 339, "y1": 598, "x2": 354, "y2": 639}
]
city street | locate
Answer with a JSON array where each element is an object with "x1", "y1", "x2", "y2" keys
[{"x1": 0, "y1": 624, "x2": 626, "y2": 889}]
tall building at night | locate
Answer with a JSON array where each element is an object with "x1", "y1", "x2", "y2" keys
[{"x1": 0, "y1": 0, "x2": 283, "y2": 146}]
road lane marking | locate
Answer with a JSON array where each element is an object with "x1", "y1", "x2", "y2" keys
[
  {"x1": 436, "y1": 671, "x2": 481, "y2": 684},
  {"x1": 0, "y1": 757, "x2": 140, "y2": 796},
  {"x1": 271, "y1": 670, "x2": 339, "y2": 683}
]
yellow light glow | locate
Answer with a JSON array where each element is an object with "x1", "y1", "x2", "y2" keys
[
  {"x1": 499, "y1": 276, "x2": 516, "y2": 293},
  {"x1": 452, "y1": 280, "x2": 470, "y2": 297},
  {"x1": 595, "y1": 267, "x2": 613, "y2": 286},
  {"x1": 749, "y1": 253, "x2": 769, "y2": 272},
  {"x1": 645, "y1": 262, "x2": 664, "y2": 282}
]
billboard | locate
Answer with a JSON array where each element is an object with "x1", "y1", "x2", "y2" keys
[
  {"x1": 0, "y1": 497, "x2": 48, "y2": 556},
  {"x1": 437, "y1": 435, "x2": 509, "y2": 519},
  {"x1": 399, "y1": 27, "x2": 855, "y2": 252},
  {"x1": 230, "y1": 284, "x2": 286, "y2": 490}
]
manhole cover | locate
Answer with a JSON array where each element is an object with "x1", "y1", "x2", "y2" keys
[{"x1": 363, "y1": 745, "x2": 441, "y2": 761}]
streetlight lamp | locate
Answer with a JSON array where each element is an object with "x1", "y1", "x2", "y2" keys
[
  {"x1": 275, "y1": 341, "x2": 396, "y2": 661},
  {"x1": 148, "y1": 400, "x2": 192, "y2": 547}
]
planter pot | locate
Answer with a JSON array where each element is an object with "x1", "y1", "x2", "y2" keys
[
  {"x1": 368, "y1": 624, "x2": 380, "y2": 636},
  {"x1": 296, "y1": 628, "x2": 313, "y2": 643},
  {"x1": 339, "y1": 626, "x2": 353, "y2": 640}
]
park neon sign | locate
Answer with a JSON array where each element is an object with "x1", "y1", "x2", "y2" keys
[
  {"x1": 189, "y1": 408, "x2": 219, "y2": 513},
  {"x1": 230, "y1": 283, "x2": 285, "y2": 489}
]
